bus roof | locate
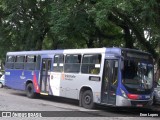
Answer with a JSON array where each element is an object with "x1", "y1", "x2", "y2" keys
[{"x1": 6, "y1": 47, "x2": 150, "y2": 56}]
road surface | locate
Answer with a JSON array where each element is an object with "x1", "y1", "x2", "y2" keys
[{"x1": 0, "y1": 87, "x2": 159, "y2": 120}]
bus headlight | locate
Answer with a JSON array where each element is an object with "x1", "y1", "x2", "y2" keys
[{"x1": 120, "y1": 89, "x2": 128, "y2": 98}]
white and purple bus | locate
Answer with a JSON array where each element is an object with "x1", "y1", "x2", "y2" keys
[{"x1": 5, "y1": 48, "x2": 154, "y2": 109}]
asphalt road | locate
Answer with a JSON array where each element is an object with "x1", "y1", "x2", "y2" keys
[{"x1": 0, "y1": 87, "x2": 159, "y2": 120}]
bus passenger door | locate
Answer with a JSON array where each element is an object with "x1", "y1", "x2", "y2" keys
[
  {"x1": 101, "y1": 59, "x2": 118, "y2": 105},
  {"x1": 40, "y1": 58, "x2": 52, "y2": 94}
]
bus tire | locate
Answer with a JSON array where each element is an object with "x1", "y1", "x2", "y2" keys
[
  {"x1": 82, "y1": 90, "x2": 95, "y2": 109},
  {"x1": 153, "y1": 96, "x2": 156, "y2": 105},
  {"x1": 26, "y1": 83, "x2": 36, "y2": 98}
]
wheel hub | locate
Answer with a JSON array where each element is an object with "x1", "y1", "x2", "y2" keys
[{"x1": 84, "y1": 95, "x2": 91, "y2": 104}]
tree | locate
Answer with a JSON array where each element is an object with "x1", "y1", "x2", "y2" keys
[
  {"x1": 49, "y1": 0, "x2": 124, "y2": 48},
  {"x1": 0, "y1": 0, "x2": 52, "y2": 51},
  {"x1": 0, "y1": 0, "x2": 159, "y2": 81},
  {"x1": 87, "y1": 0, "x2": 160, "y2": 81}
]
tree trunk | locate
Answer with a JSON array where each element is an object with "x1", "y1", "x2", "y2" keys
[
  {"x1": 86, "y1": 37, "x2": 94, "y2": 48},
  {"x1": 124, "y1": 26, "x2": 133, "y2": 48},
  {"x1": 36, "y1": 27, "x2": 49, "y2": 50}
]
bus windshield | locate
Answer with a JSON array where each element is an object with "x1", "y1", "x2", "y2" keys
[{"x1": 122, "y1": 60, "x2": 153, "y2": 94}]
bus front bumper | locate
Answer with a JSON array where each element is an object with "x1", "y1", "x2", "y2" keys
[{"x1": 116, "y1": 95, "x2": 153, "y2": 107}]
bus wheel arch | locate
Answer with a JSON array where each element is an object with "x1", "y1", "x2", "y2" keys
[
  {"x1": 79, "y1": 86, "x2": 95, "y2": 109},
  {"x1": 25, "y1": 80, "x2": 32, "y2": 88},
  {"x1": 25, "y1": 80, "x2": 37, "y2": 98}
]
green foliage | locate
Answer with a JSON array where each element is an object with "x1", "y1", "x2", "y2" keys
[
  {"x1": 0, "y1": 0, "x2": 159, "y2": 68},
  {"x1": 0, "y1": 0, "x2": 52, "y2": 52}
]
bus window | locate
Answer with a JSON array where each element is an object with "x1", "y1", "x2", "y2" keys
[
  {"x1": 26, "y1": 56, "x2": 35, "y2": 62},
  {"x1": 64, "y1": 54, "x2": 81, "y2": 73},
  {"x1": 7, "y1": 56, "x2": 15, "y2": 62},
  {"x1": 24, "y1": 55, "x2": 36, "y2": 70},
  {"x1": 53, "y1": 54, "x2": 64, "y2": 72},
  {"x1": 81, "y1": 54, "x2": 101, "y2": 74},
  {"x1": 5, "y1": 56, "x2": 15, "y2": 69},
  {"x1": 14, "y1": 56, "x2": 25, "y2": 69}
]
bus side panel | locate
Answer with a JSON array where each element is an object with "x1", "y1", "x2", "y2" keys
[
  {"x1": 76, "y1": 74, "x2": 102, "y2": 103},
  {"x1": 5, "y1": 70, "x2": 40, "y2": 91},
  {"x1": 49, "y1": 72, "x2": 102, "y2": 103},
  {"x1": 24, "y1": 70, "x2": 40, "y2": 93},
  {"x1": 49, "y1": 53, "x2": 105, "y2": 103},
  {"x1": 49, "y1": 72, "x2": 62, "y2": 96},
  {"x1": 5, "y1": 69, "x2": 25, "y2": 90}
]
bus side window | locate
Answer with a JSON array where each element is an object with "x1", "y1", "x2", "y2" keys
[
  {"x1": 14, "y1": 56, "x2": 25, "y2": 69},
  {"x1": 81, "y1": 54, "x2": 101, "y2": 74},
  {"x1": 5, "y1": 56, "x2": 15, "y2": 69},
  {"x1": 64, "y1": 54, "x2": 81, "y2": 73},
  {"x1": 53, "y1": 54, "x2": 64, "y2": 72},
  {"x1": 25, "y1": 55, "x2": 36, "y2": 70}
]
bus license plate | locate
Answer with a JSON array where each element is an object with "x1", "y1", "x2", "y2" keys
[{"x1": 136, "y1": 104, "x2": 143, "y2": 107}]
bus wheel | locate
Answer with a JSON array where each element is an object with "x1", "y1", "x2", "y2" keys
[
  {"x1": 153, "y1": 96, "x2": 156, "y2": 105},
  {"x1": 26, "y1": 83, "x2": 36, "y2": 98},
  {"x1": 82, "y1": 90, "x2": 95, "y2": 109}
]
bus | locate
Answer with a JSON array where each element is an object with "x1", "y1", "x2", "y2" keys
[{"x1": 5, "y1": 48, "x2": 154, "y2": 109}]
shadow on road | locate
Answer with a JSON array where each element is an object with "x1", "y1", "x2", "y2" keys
[
  {"x1": 10, "y1": 89, "x2": 79, "y2": 106},
  {"x1": 9, "y1": 88, "x2": 160, "y2": 117}
]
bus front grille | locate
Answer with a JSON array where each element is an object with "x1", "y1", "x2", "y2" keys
[{"x1": 131, "y1": 101, "x2": 149, "y2": 107}]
